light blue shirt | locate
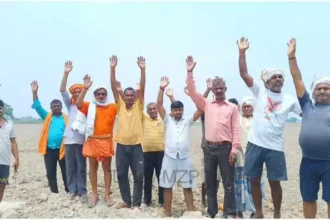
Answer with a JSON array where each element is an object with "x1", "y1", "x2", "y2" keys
[{"x1": 31, "y1": 99, "x2": 65, "y2": 149}]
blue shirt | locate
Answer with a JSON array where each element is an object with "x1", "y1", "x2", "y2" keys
[
  {"x1": 31, "y1": 99, "x2": 65, "y2": 149},
  {"x1": 298, "y1": 91, "x2": 330, "y2": 160}
]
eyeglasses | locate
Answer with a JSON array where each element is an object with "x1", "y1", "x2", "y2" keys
[{"x1": 95, "y1": 93, "x2": 107, "y2": 96}]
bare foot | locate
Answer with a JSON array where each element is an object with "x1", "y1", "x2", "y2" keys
[
  {"x1": 116, "y1": 202, "x2": 129, "y2": 209},
  {"x1": 163, "y1": 209, "x2": 172, "y2": 217},
  {"x1": 274, "y1": 212, "x2": 281, "y2": 219},
  {"x1": 105, "y1": 196, "x2": 115, "y2": 207},
  {"x1": 251, "y1": 214, "x2": 264, "y2": 219},
  {"x1": 88, "y1": 194, "x2": 99, "y2": 208}
]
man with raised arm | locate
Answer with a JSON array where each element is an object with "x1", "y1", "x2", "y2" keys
[
  {"x1": 237, "y1": 37, "x2": 302, "y2": 218},
  {"x1": 184, "y1": 81, "x2": 222, "y2": 209},
  {"x1": 287, "y1": 38, "x2": 330, "y2": 218},
  {"x1": 115, "y1": 80, "x2": 165, "y2": 208},
  {"x1": 75, "y1": 75, "x2": 117, "y2": 208},
  {"x1": 110, "y1": 55, "x2": 146, "y2": 209},
  {"x1": 186, "y1": 56, "x2": 240, "y2": 218},
  {"x1": 59, "y1": 61, "x2": 87, "y2": 203},
  {"x1": 30, "y1": 81, "x2": 69, "y2": 194},
  {"x1": 0, "y1": 99, "x2": 19, "y2": 204},
  {"x1": 157, "y1": 76, "x2": 202, "y2": 217}
]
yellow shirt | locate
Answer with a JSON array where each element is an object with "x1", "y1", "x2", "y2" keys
[
  {"x1": 142, "y1": 114, "x2": 165, "y2": 152},
  {"x1": 114, "y1": 96, "x2": 144, "y2": 145}
]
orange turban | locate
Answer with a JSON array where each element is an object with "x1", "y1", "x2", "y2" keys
[
  {"x1": 69, "y1": 84, "x2": 84, "y2": 104},
  {"x1": 69, "y1": 84, "x2": 84, "y2": 94}
]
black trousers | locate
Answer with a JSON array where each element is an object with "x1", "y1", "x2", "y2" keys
[
  {"x1": 116, "y1": 144, "x2": 144, "y2": 207},
  {"x1": 44, "y1": 148, "x2": 69, "y2": 193},
  {"x1": 143, "y1": 151, "x2": 164, "y2": 205},
  {"x1": 204, "y1": 143, "x2": 236, "y2": 218}
]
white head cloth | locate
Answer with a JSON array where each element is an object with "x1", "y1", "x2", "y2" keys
[
  {"x1": 93, "y1": 86, "x2": 110, "y2": 106},
  {"x1": 240, "y1": 96, "x2": 255, "y2": 114},
  {"x1": 310, "y1": 76, "x2": 330, "y2": 101},
  {"x1": 261, "y1": 68, "x2": 285, "y2": 83}
]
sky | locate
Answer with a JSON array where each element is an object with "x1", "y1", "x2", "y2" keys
[{"x1": 0, "y1": 1, "x2": 329, "y2": 118}]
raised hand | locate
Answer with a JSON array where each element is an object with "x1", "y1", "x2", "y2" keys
[
  {"x1": 206, "y1": 78, "x2": 213, "y2": 90},
  {"x1": 160, "y1": 76, "x2": 170, "y2": 90},
  {"x1": 165, "y1": 88, "x2": 173, "y2": 97},
  {"x1": 115, "y1": 81, "x2": 123, "y2": 92},
  {"x1": 186, "y1": 56, "x2": 197, "y2": 72},
  {"x1": 287, "y1": 38, "x2": 296, "y2": 58},
  {"x1": 30, "y1": 81, "x2": 39, "y2": 92},
  {"x1": 64, "y1": 60, "x2": 73, "y2": 74},
  {"x1": 135, "y1": 83, "x2": 140, "y2": 91},
  {"x1": 137, "y1": 56, "x2": 146, "y2": 69},
  {"x1": 184, "y1": 86, "x2": 190, "y2": 96},
  {"x1": 237, "y1": 37, "x2": 249, "y2": 52},
  {"x1": 110, "y1": 55, "x2": 118, "y2": 68},
  {"x1": 83, "y1": 74, "x2": 93, "y2": 89}
]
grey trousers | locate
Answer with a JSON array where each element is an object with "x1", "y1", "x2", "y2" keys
[
  {"x1": 65, "y1": 144, "x2": 87, "y2": 195},
  {"x1": 116, "y1": 143, "x2": 144, "y2": 207},
  {"x1": 204, "y1": 143, "x2": 236, "y2": 218}
]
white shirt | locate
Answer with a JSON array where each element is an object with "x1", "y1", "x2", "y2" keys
[
  {"x1": 248, "y1": 82, "x2": 302, "y2": 152},
  {"x1": 61, "y1": 91, "x2": 85, "y2": 145},
  {"x1": 164, "y1": 115, "x2": 194, "y2": 159},
  {"x1": 0, "y1": 120, "x2": 16, "y2": 166}
]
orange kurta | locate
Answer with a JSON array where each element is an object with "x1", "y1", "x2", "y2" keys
[{"x1": 78, "y1": 102, "x2": 117, "y2": 161}]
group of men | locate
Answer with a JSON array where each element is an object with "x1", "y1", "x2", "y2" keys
[{"x1": 0, "y1": 37, "x2": 329, "y2": 219}]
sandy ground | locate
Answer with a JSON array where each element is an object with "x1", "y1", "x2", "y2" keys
[{"x1": 0, "y1": 123, "x2": 328, "y2": 218}]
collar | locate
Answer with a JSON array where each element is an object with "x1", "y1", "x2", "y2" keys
[{"x1": 211, "y1": 99, "x2": 229, "y2": 105}]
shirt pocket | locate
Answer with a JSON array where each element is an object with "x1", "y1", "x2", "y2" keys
[
  {"x1": 156, "y1": 122, "x2": 165, "y2": 134},
  {"x1": 218, "y1": 112, "x2": 231, "y2": 125}
]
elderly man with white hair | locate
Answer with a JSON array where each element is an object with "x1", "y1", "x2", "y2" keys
[
  {"x1": 237, "y1": 37, "x2": 302, "y2": 219},
  {"x1": 287, "y1": 38, "x2": 330, "y2": 219},
  {"x1": 233, "y1": 96, "x2": 266, "y2": 218}
]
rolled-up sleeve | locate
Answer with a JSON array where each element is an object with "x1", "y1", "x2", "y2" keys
[
  {"x1": 186, "y1": 72, "x2": 206, "y2": 111},
  {"x1": 230, "y1": 106, "x2": 241, "y2": 154}
]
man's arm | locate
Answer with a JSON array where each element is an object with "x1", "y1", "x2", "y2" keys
[
  {"x1": 11, "y1": 138, "x2": 18, "y2": 171},
  {"x1": 157, "y1": 77, "x2": 170, "y2": 119},
  {"x1": 185, "y1": 56, "x2": 206, "y2": 111},
  {"x1": 60, "y1": 61, "x2": 73, "y2": 108},
  {"x1": 137, "y1": 56, "x2": 146, "y2": 102},
  {"x1": 60, "y1": 61, "x2": 73, "y2": 92},
  {"x1": 287, "y1": 38, "x2": 306, "y2": 98},
  {"x1": 30, "y1": 81, "x2": 48, "y2": 120},
  {"x1": 110, "y1": 55, "x2": 119, "y2": 103},
  {"x1": 231, "y1": 106, "x2": 241, "y2": 154},
  {"x1": 237, "y1": 37, "x2": 254, "y2": 87},
  {"x1": 135, "y1": 83, "x2": 140, "y2": 101},
  {"x1": 193, "y1": 109, "x2": 203, "y2": 122},
  {"x1": 114, "y1": 81, "x2": 125, "y2": 101},
  {"x1": 76, "y1": 74, "x2": 92, "y2": 109},
  {"x1": 157, "y1": 88, "x2": 166, "y2": 120},
  {"x1": 165, "y1": 88, "x2": 176, "y2": 103},
  {"x1": 203, "y1": 78, "x2": 212, "y2": 98}
]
